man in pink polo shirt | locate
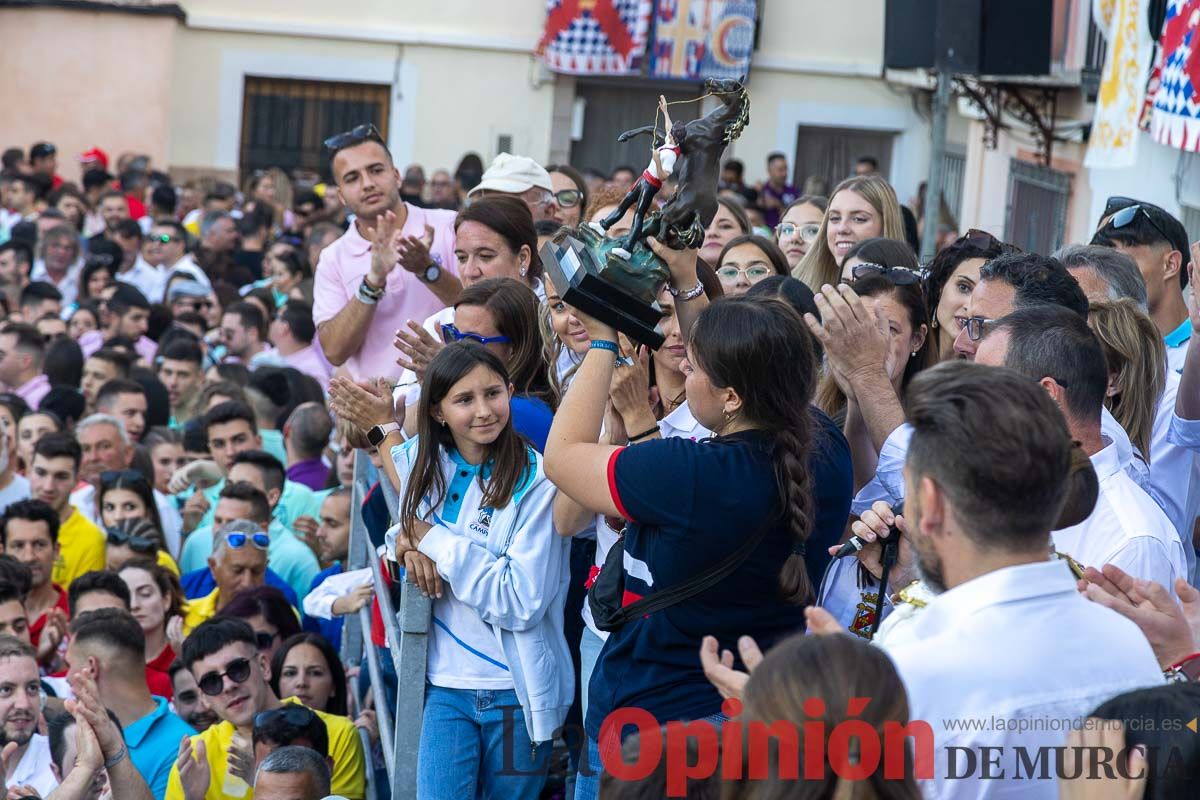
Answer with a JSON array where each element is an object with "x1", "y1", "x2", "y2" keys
[
  {"x1": 0, "y1": 323, "x2": 49, "y2": 410},
  {"x1": 313, "y1": 125, "x2": 462, "y2": 380}
]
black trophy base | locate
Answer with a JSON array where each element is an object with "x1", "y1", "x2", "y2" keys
[{"x1": 540, "y1": 235, "x2": 666, "y2": 349}]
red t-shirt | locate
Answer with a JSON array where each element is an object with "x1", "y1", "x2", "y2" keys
[
  {"x1": 29, "y1": 585, "x2": 69, "y2": 648},
  {"x1": 146, "y1": 643, "x2": 176, "y2": 699}
]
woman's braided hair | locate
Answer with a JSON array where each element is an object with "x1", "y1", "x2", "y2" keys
[{"x1": 689, "y1": 296, "x2": 818, "y2": 605}]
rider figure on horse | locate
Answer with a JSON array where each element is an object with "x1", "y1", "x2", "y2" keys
[{"x1": 598, "y1": 95, "x2": 686, "y2": 258}]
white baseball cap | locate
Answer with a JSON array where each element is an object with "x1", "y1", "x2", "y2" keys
[{"x1": 468, "y1": 153, "x2": 554, "y2": 196}]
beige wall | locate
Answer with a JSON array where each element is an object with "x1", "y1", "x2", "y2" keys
[
  {"x1": 169, "y1": 24, "x2": 556, "y2": 176},
  {"x1": 754, "y1": 0, "x2": 884, "y2": 68},
  {"x1": 0, "y1": 7, "x2": 178, "y2": 182},
  {"x1": 178, "y1": 0, "x2": 544, "y2": 47}
]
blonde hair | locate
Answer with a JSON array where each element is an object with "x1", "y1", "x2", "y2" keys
[
  {"x1": 793, "y1": 175, "x2": 905, "y2": 290},
  {"x1": 1087, "y1": 299, "x2": 1166, "y2": 459}
]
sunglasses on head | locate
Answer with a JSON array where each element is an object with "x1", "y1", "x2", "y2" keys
[
  {"x1": 441, "y1": 324, "x2": 512, "y2": 346},
  {"x1": 1103, "y1": 204, "x2": 1176, "y2": 250},
  {"x1": 254, "y1": 705, "x2": 318, "y2": 729},
  {"x1": 323, "y1": 123, "x2": 384, "y2": 153},
  {"x1": 850, "y1": 263, "x2": 927, "y2": 285},
  {"x1": 225, "y1": 531, "x2": 270, "y2": 550},
  {"x1": 100, "y1": 469, "x2": 145, "y2": 485},
  {"x1": 106, "y1": 528, "x2": 157, "y2": 553},
  {"x1": 197, "y1": 656, "x2": 252, "y2": 696}
]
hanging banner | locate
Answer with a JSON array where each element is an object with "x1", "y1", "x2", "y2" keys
[
  {"x1": 647, "y1": 0, "x2": 757, "y2": 81},
  {"x1": 1151, "y1": 0, "x2": 1200, "y2": 151},
  {"x1": 536, "y1": 0, "x2": 654, "y2": 76},
  {"x1": 1085, "y1": 0, "x2": 1154, "y2": 168}
]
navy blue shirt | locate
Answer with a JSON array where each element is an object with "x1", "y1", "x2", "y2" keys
[
  {"x1": 805, "y1": 408, "x2": 854, "y2": 587},
  {"x1": 180, "y1": 567, "x2": 299, "y2": 608},
  {"x1": 585, "y1": 430, "x2": 806, "y2": 739}
]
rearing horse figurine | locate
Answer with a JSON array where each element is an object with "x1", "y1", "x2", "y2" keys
[{"x1": 615, "y1": 77, "x2": 750, "y2": 252}]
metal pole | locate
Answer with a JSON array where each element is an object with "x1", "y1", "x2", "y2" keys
[{"x1": 921, "y1": 68, "x2": 950, "y2": 263}]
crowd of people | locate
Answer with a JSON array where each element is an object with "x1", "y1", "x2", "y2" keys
[{"x1": 0, "y1": 126, "x2": 1197, "y2": 800}]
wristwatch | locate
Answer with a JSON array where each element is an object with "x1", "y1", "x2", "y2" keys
[
  {"x1": 421, "y1": 263, "x2": 441, "y2": 283},
  {"x1": 366, "y1": 422, "x2": 401, "y2": 447}
]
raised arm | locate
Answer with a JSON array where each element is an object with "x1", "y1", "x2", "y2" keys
[{"x1": 647, "y1": 240, "x2": 708, "y2": 343}]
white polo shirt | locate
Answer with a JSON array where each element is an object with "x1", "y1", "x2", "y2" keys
[
  {"x1": 1053, "y1": 439, "x2": 1187, "y2": 593},
  {"x1": 7, "y1": 734, "x2": 58, "y2": 797},
  {"x1": 881, "y1": 559, "x2": 1162, "y2": 800}
]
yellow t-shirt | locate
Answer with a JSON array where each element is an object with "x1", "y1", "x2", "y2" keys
[
  {"x1": 52, "y1": 507, "x2": 105, "y2": 588},
  {"x1": 165, "y1": 698, "x2": 366, "y2": 800}
]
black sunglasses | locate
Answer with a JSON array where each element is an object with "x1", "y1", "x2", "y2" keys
[
  {"x1": 850, "y1": 263, "x2": 928, "y2": 285},
  {"x1": 1104, "y1": 204, "x2": 1176, "y2": 251},
  {"x1": 106, "y1": 529, "x2": 157, "y2": 553},
  {"x1": 197, "y1": 656, "x2": 252, "y2": 696},
  {"x1": 100, "y1": 469, "x2": 145, "y2": 485},
  {"x1": 254, "y1": 705, "x2": 318, "y2": 729},
  {"x1": 323, "y1": 123, "x2": 384, "y2": 152}
]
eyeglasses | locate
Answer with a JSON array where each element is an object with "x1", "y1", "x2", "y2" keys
[
  {"x1": 554, "y1": 189, "x2": 582, "y2": 208},
  {"x1": 255, "y1": 631, "x2": 278, "y2": 651},
  {"x1": 323, "y1": 123, "x2": 384, "y2": 152},
  {"x1": 1104, "y1": 204, "x2": 1176, "y2": 250},
  {"x1": 774, "y1": 222, "x2": 820, "y2": 242},
  {"x1": 254, "y1": 705, "x2": 318, "y2": 729},
  {"x1": 850, "y1": 263, "x2": 928, "y2": 285},
  {"x1": 106, "y1": 528, "x2": 157, "y2": 553},
  {"x1": 225, "y1": 531, "x2": 270, "y2": 550},
  {"x1": 441, "y1": 324, "x2": 512, "y2": 346},
  {"x1": 197, "y1": 656, "x2": 252, "y2": 696},
  {"x1": 961, "y1": 315, "x2": 999, "y2": 341},
  {"x1": 716, "y1": 264, "x2": 773, "y2": 282}
]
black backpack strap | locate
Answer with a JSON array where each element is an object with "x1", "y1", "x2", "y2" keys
[{"x1": 612, "y1": 518, "x2": 774, "y2": 624}]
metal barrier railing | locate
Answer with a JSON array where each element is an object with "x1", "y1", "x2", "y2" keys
[{"x1": 342, "y1": 452, "x2": 431, "y2": 800}]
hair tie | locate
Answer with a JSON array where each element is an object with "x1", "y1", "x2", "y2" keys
[{"x1": 791, "y1": 542, "x2": 806, "y2": 556}]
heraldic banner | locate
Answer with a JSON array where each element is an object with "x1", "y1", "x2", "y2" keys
[
  {"x1": 536, "y1": 0, "x2": 654, "y2": 76},
  {"x1": 1151, "y1": 0, "x2": 1200, "y2": 152},
  {"x1": 648, "y1": 0, "x2": 757, "y2": 81}
]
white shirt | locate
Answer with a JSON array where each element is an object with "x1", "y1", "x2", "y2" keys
[
  {"x1": 1144, "y1": 370, "x2": 1200, "y2": 580},
  {"x1": 881, "y1": 559, "x2": 1162, "y2": 800},
  {"x1": 31, "y1": 258, "x2": 82, "y2": 306},
  {"x1": 0, "y1": 473, "x2": 30, "y2": 516},
  {"x1": 1053, "y1": 440, "x2": 1187, "y2": 593},
  {"x1": 116, "y1": 254, "x2": 165, "y2": 303},
  {"x1": 423, "y1": 450, "x2": 514, "y2": 690},
  {"x1": 7, "y1": 734, "x2": 58, "y2": 797},
  {"x1": 69, "y1": 483, "x2": 183, "y2": 559},
  {"x1": 854, "y1": 407, "x2": 1149, "y2": 516}
]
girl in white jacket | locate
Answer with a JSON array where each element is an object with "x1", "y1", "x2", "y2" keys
[{"x1": 330, "y1": 342, "x2": 572, "y2": 800}]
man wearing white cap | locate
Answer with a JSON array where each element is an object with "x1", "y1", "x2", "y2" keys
[{"x1": 468, "y1": 153, "x2": 561, "y2": 224}]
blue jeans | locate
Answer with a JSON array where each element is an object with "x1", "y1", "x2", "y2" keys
[
  {"x1": 578, "y1": 627, "x2": 605, "y2": 723},
  {"x1": 418, "y1": 685, "x2": 551, "y2": 800}
]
